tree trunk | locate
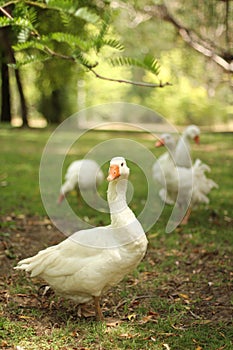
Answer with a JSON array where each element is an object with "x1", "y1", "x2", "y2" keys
[
  {"x1": 0, "y1": 26, "x2": 29, "y2": 126},
  {"x1": 39, "y1": 89, "x2": 64, "y2": 124},
  {"x1": 14, "y1": 67, "x2": 29, "y2": 127},
  {"x1": 1, "y1": 56, "x2": 11, "y2": 123}
]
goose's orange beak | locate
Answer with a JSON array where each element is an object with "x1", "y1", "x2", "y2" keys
[
  {"x1": 155, "y1": 139, "x2": 165, "y2": 147},
  {"x1": 194, "y1": 135, "x2": 200, "y2": 144},
  {"x1": 107, "y1": 165, "x2": 120, "y2": 181}
]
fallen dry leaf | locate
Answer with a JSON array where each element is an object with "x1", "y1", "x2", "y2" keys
[
  {"x1": 127, "y1": 313, "x2": 137, "y2": 321},
  {"x1": 76, "y1": 305, "x2": 96, "y2": 318},
  {"x1": 105, "y1": 318, "x2": 122, "y2": 327},
  {"x1": 1, "y1": 340, "x2": 8, "y2": 348},
  {"x1": 19, "y1": 315, "x2": 34, "y2": 320},
  {"x1": 139, "y1": 313, "x2": 158, "y2": 324},
  {"x1": 139, "y1": 315, "x2": 154, "y2": 324},
  {"x1": 17, "y1": 214, "x2": 26, "y2": 220},
  {"x1": 179, "y1": 293, "x2": 189, "y2": 299}
]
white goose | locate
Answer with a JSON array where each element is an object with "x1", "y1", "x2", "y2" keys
[
  {"x1": 154, "y1": 134, "x2": 218, "y2": 224},
  {"x1": 153, "y1": 125, "x2": 200, "y2": 205},
  {"x1": 152, "y1": 134, "x2": 177, "y2": 205},
  {"x1": 174, "y1": 125, "x2": 200, "y2": 168},
  {"x1": 58, "y1": 159, "x2": 104, "y2": 204},
  {"x1": 15, "y1": 157, "x2": 148, "y2": 320}
]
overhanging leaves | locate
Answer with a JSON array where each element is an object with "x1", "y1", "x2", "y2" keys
[
  {"x1": 102, "y1": 38, "x2": 124, "y2": 51},
  {"x1": 110, "y1": 55, "x2": 160, "y2": 76},
  {"x1": 49, "y1": 32, "x2": 89, "y2": 51},
  {"x1": 0, "y1": 1, "x2": 170, "y2": 88}
]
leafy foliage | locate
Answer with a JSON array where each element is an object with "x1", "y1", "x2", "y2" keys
[
  {"x1": 9, "y1": 53, "x2": 50, "y2": 69},
  {"x1": 43, "y1": 0, "x2": 79, "y2": 13},
  {"x1": 74, "y1": 52, "x2": 98, "y2": 69},
  {"x1": 0, "y1": 0, "x2": 160, "y2": 82},
  {"x1": 49, "y1": 32, "x2": 89, "y2": 51},
  {"x1": 102, "y1": 38, "x2": 124, "y2": 51},
  {"x1": 0, "y1": 16, "x2": 34, "y2": 30},
  {"x1": 110, "y1": 55, "x2": 160, "y2": 76}
]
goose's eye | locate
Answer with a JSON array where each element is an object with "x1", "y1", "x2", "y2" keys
[{"x1": 121, "y1": 162, "x2": 124, "y2": 167}]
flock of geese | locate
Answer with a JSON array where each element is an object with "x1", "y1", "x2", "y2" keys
[
  {"x1": 15, "y1": 125, "x2": 218, "y2": 320},
  {"x1": 152, "y1": 125, "x2": 218, "y2": 224}
]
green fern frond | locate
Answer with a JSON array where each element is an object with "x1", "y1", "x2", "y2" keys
[
  {"x1": 0, "y1": 3, "x2": 38, "y2": 37},
  {"x1": 8, "y1": 53, "x2": 49, "y2": 68},
  {"x1": 94, "y1": 13, "x2": 111, "y2": 52},
  {"x1": 27, "y1": 7, "x2": 38, "y2": 26},
  {"x1": 75, "y1": 52, "x2": 98, "y2": 69},
  {"x1": 110, "y1": 55, "x2": 160, "y2": 76},
  {"x1": 98, "y1": 13, "x2": 111, "y2": 39},
  {"x1": 0, "y1": 16, "x2": 35, "y2": 30},
  {"x1": 59, "y1": 11, "x2": 71, "y2": 27},
  {"x1": 17, "y1": 28, "x2": 31, "y2": 43},
  {"x1": 12, "y1": 17, "x2": 35, "y2": 30},
  {"x1": 13, "y1": 41, "x2": 46, "y2": 52},
  {"x1": 45, "y1": 0, "x2": 78, "y2": 13},
  {"x1": 102, "y1": 39, "x2": 124, "y2": 51},
  {"x1": 142, "y1": 56, "x2": 160, "y2": 74},
  {"x1": 49, "y1": 32, "x2": 89, "y2": 50},
  {"x1": 0, "y1": 17, "x2": 12, "y2": 28}
]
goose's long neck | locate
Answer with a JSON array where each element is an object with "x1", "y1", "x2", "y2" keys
[
  {"x1": 166, "y1": 142, "x2": 176, "y2": 164},
  {"x1": 174, "y1": 134, "x2": 191, "y2": 167},
  {"x1": 107, "y1": 178, "x2": 135, "y2": 226},
  {"x1": 181, "y1": 133, "x2": 190, "y2": 149}
]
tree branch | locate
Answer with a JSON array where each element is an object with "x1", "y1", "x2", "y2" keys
[
  {"x1": 143, "y1": 4, "x2": 233, "y2": 73},
  {"x1": 89, "y1": 68, "x2": 172, "y2": 88},
  {"x1": 0, "y1": 6, "x2": 13, "y2": 19},
  {"x1": 42, "y1": 47, "x2": 172, "y2": 87},
  {"x1": 178, "y1": 28, "x2": 233, "y2": 72},
  {"x1": 1, "y1": 1, "x2": 46, "y2": 10}
]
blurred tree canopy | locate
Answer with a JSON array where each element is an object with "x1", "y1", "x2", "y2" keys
[{"x1": 0, "y1": 0, "x2": 232, "y2": 127}]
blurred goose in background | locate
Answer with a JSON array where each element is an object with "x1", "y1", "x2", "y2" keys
[
  {"x1": 174, "y1": 125, "x2": 200, "y2": 168},
  {"x1": 153, "y1": 133, "x2": 218, "y2": 224},
  {"x1": 58, "y1": 159, "x2": 104, "y2": 204},
  {"x1": 152, "y1": 134, "x2": 177, "y2": 205},
  {"x1": 15, "y1": 157, "x2": 148, "y2": 320}
]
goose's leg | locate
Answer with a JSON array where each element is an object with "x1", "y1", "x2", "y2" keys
[
  {"x1": 93, "y1": 296, "x2": 104, "y2": 321},
  {"x1": 57, "y1": 193, "x2": 65, "y2": 204},
  {"x1": 181, "y1": 207, "x2": 192, "y2": 225}
]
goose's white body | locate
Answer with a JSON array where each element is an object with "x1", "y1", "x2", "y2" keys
[
  {"x1": 16, "y1": 157, "x2": 148, "y2": 309},
  {"x1": 60, "y1": 159, "x2": 104, "y2": 199},
  {"x1": 153, "y1": 134, "x2": 218, "y2": 209},
  {"x1": 160, "y1": 157, "x2": 218, "y2": 208}
]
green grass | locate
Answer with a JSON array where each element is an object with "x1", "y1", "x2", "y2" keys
[{"x1": 0, "y1": 126, "x2": 232, "y2": 350}]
